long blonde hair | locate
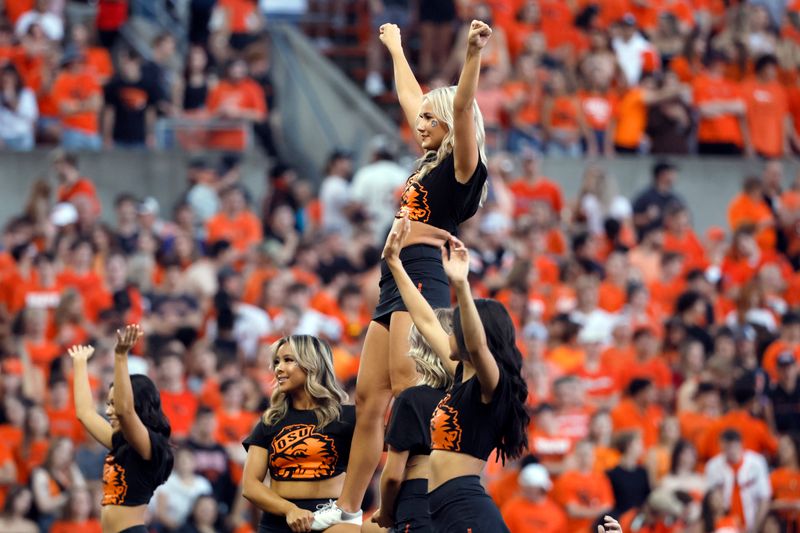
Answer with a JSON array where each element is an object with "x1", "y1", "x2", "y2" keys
[
  {"x1": 263, "y1": 335, "x2": 348, "y2": 429},
  {"x1": 416, "y1": 87, "x2": 488, "y2": 204},
  {"x1": 409, "y1": 308, "x2": 454, "y2": 390}
]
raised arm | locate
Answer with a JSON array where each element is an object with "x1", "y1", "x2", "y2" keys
[
  {"x1": 380, "y1": 24, "x2": 424, "y2": 140},
  {"x1": 69, "y1": 344, "x2": 113, "y2": 449},
  {"x1": 241, "y1": 445, "x2": 314, "y2": 531},
  {"x1": 452, "y1": 20, "x2": 491, "y2": 183},
  {"x1": 443, "y1": 237, "x2": 499, "y2": 401},
  {"x1": 113, "y1": 324, "x2": 154, "y2": 460},
  {"x1": 384, "y1": 216, "x2": 456, "y2": 374}
]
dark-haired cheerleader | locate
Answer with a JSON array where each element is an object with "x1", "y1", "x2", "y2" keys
[{"x1": 71, "y1": 324, "x2": 174, "y2": 533}]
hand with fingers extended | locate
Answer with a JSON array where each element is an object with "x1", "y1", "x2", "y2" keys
[
  {"x1": 114, "y1": 324, "x2": 144, "y2": 355},
  {"x1": 467, "y1": 19, "x2": 492, "y2": 53},
  {"x1": 598, "y1": 515, "x2": 623, "y2": 533},
  {"x1": 441, "y1": 236, "x2": 470, "y2": 284},
  {"x1": 378, "y1": 23, "x2": 402, "y2": 53},
  {"x1": 285, "y1": 505, "x2": 314, "y2": 532},
  {"x1": 68, "y1": 344, "x2": 95, "y2": 362},
  {"x1": 383, "y1": 214, "x2": 411, "y2": 263}
]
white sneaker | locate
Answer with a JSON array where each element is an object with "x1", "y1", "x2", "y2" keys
[
  {"x1": 365, "y1": 72, "x2": 386, "y2": 96},
  {"x1": 311, "y1": 500, "x2": 363, "y2": 530}
]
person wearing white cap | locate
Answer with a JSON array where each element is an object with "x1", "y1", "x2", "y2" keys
[{"x1": 500, "y1": 463, "x2": 566, "y2": 533}]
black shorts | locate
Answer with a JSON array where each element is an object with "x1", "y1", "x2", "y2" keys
[
  {"x1": 419, "y1": 0, "x2": 456, "y2": 24},
  {"x1": 395, "y1": 478, "x2": 432, "y2": 531},
  {"x1": 374, "y1": 244, "x2": 451, "y2": 326},
  {"x1": 118, "y1": 527, "x2": 148, "y2": 533},
  {"x1": 428, "y1": 476, "x2": 509, "y2": 533},
  {"x1": 258, "y1": 498, "x2": 330, "y2": 533}
]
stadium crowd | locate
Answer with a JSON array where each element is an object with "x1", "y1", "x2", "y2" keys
[{"x1": 0, "y1": 1, "x2": 799, "y2": 533}]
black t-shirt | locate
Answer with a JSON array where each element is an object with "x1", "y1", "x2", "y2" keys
[
  {"x1": 102, "y1": 430, "x2": 174, "y2": 506},
  {"x1": 104, "y1": 75, "x2": 159, "y2": 143},
  {"x1": 430, "y1": 364, "x2": 507, "y2": 461},
  {"x1": 606, "y1": 465, "x2": 651, "y2": 516},
  {"x1": 768, "y1": 382, "x2": 800, "y2": 435},
  {"x1": 186, "y1": 439, "x2": 236, "y2": 508},
  {"x1": 242, "y1": 405, "x2": 355, "y2": 481},
  {"x1": 386, "y1": 385, "x2": 446, "y2": 457},
  {"x1": 631, "y1": 186, "x2": 683, "y2": 228},
  {"x1": 396, "y1": 153, "x2": 487, "y2": 235}
]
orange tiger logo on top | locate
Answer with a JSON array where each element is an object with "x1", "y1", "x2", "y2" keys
[
  {"x1": 101, "y1": 456, "x2": 128, "y2": 505},
  {"x1": 430, "y1": 395, "x2": 462, "y2": 451},
  {"x1": 398, "y1": 182, "x2": 431, "y2": 223},
  {"x1": 269, "y1": 424, "x2": 338, "y2": 480}
]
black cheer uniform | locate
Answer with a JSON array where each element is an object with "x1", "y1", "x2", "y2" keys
[
  {"x1": 242, "y1": 405, "x2": 356, "y2": 533},
  {"x1": 102, "y1": 430, "x2": 174, "y2": 533},
  {"x1": 385, "y1": 385, "x2": 447, "y2": 531},
  {"x1": 374, "y1": 153, "x2": 487, "y2": 325},
  {"x1": 428, "y1": 364, "x2": 511, "y2": 533}
]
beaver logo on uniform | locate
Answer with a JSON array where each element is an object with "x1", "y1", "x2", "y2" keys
[
  {"x1": 430, "y1": 395, "x2": 462, "y2": 451},
  {"x1": 398, "y1": 182, "x2": 431, "y2": 223},
  {"x1": 270, "y1": 424, "x2": 338, "y2": 480},
  {"x1": 101, "y1": 456, "x2": 128, "y2": 505}
]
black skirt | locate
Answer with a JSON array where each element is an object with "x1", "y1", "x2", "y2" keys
[
  {"x1": 428, "y1": 475, "x2": 509, "y2": 533},
  {"x1": 394, "y1": 477, "x2": 433, "y2": 531},
  {"x1": 258, "y1": 498, "x2": 330, "y2": 533},
  {"x1": 374, "y1": 244, "x2": 451, "y2": 326}
]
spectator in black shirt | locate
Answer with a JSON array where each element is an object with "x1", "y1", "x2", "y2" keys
[
  {"x1": 632, "y1": 161, "x2": 683, "y2": 238},
  {"x1": 103, "y1": 48, "x2": 159, "y2": 148},
  {"x1": 606, "y1": 431, "x2": 651, "y2": 517},
  {"x1": 768, "y1": 352, "x2": 800, "y2": 438},
  {"x1": 186, "y1": 407, "x2": 236, "y2": 515}
]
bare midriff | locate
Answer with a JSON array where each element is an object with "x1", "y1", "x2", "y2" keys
[
  {"x1": 389, "y1": 217, "x2": 450, "y2": 250},
  {"x1": 428, "y1": 450, "x2": 486, "y2": 491},
  {"x1": 404, "y1": 454, "x2": 431, "y2": 483},
  {"x1": 271, "y1": 473, "x2": 346, "y2": 500},
  {"x1": 101, "y1": 504, "x2": 147, "y2": 533}
]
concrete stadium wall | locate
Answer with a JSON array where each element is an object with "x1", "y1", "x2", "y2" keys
[{"x1": 0, "y1": 151, "x2": 796, "y2": 232}]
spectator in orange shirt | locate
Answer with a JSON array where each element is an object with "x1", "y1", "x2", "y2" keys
[
  {"x1": 663, "y1": 202, "x2": 705, "y2": 272},
  {"x1": 542, "y1": 69, "x2": 592, "y2": 157},
  {"x1": 762, "y1": 312, "x2": 800, "y2": 380},
  {"x1": 504, "y1": 53, "x2": 547, "y2": 154},
  {"x1": 678, "y1": 382, "x2": 722, "y2": 450},
  {"x1": 576, "y1": 325, "x2": 621, "y2": 409},
  {"x1": 51, "y1": 151, "x2": 100, "y2": 215},
  {"x1": 588, "y1": 409, "x2": 621, "y2": 473},
  {"x1": 206, "y1": 57, "x2": 266, "y2": 152},
  {"x1": 611, "y1": 378, "x2": 664, "y2": 448},
  {"x1": 501, "y1": 463, "x2": 567, "y2": 533},
  {"x1": 619, "y1": 326, "x2": 673, "y2": 403},
  {"x1": 580, "y1": 66, "x2": 617, "y2": 157},
  {"x1": 51, "y1": 47, "x2": 103, "y2": 151},
  {"x1": 205, "y1": 184, "x2": 263, "y2": 255},
  {"x1": 157, "y1": 353, "x2": 199, "y2": 441},
  {"x1": 742, "y1": 54, "x2": 794, "y2": 158},
  {"x1": 49, "y1": 488, "x2": 101, "y2": 533},
  {"x1": 528, "y1": 403, "x2": 574, "y2": 475},
  {"x1": 692, "y1": 50, "x2": 748, "y2": 155},
  {"x1": 699, "y1": 379, "x2": 778, "y2": 461},
  {"x1": 770, "y1": 435, "x2": 800, "y2": 531},
  {"x1": 69, "y1": 24, "x2": 112, "y2": 84},
  {"x1": 728, "y1": 176, "x2": 776, "y2": 252},
  {"x1": 553, "y1": 439, "x2": 615, "y2": 533},
  {"x1": 507, "y1": 150, "x2": 563, "y2": 217}
]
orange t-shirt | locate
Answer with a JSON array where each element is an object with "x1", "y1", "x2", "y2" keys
[
  {"x1": 611, "y1": 399, "x2": 664, "y2": 448},
  {"x1": 51, "y1": 70, "x2": 102, "y2": 133},
  {"x1": 770, "y1": 467, "x2": 800, "y2": 529},
  {"x1": 508, "y1": 178, "x2": 563, "y2": 216},
  {"x1": 618, "y1": 356, "x2": 673, "y2": 391},
  {"x1": 742, "y1": 79, "x2": 789, "y2": 158},
  {"x1": 553, "y1": 470, "x2": 615, "y2": 533},
  {"x1": 679, "y1": 411, "x2": 717, "y2": 450},
  {"x1": 160, "y1": 389, "x2": 199, "y2": 440},
  {"x1": 789, "y1": 85, "x2": 800, "y2": 138},
  {"x1": 205, "y1": 210, "x2": 263, "y2": 252},
  {"x1": 57, "y1": 177, "x2": 99, "y2": 206},
  {"x1": 548, "y1": 95, "x2": 581, "y2": 134},
  {"x1": 547, "y1": 344, "x2": 585, "y2": 374},
  {"x1": 501, "y1": 495, "x2": 568, "y2": 533},
  {"x1": 648, "y1": 277, "x2": 686, "y2": 316},
  {"x1": 85, "y1": 48, "x2": 113, "y2": 83},
  {"x1": 692, "y1": 73, "x2": 744, "y2": 145},
  {"x1": 598, "y1": 281, "x2": 626, "y2": 312},
  {"x1": 580, "y1": 91, "x2": 616, "y2": 131},
  {"x1": 594, "y1": 445, "x2": 621, "y2": 473},
  {"x1": 218, "y1": 0, "x2": 258, "y2": 33},
  {"x1": 528, "y1": 428, "x2": 574, "y2": 464},
  {"x1": 503, "y1": 80, "x2": 543, "y2": 126},
  {"x1": 613, "y1": 87, "x2": 647, "y2": 149},
  {"x1": 699, "y1": 410, "x2": 778, "y2": 461},
  {"x1": 576, "y1": 364, "x2": 621, "y2": 403},
  {"x1": 5, "y1": 0, "x2": 35, "y2": 23},
  {"x1": 663, "y1": 229, "x2": 706, "y2": 271},
  {"x1": 206, "y1": 79, "x2": 266, "y2": 151},
  {"x1": 214, "y1": 409, "x2": 258, "y2": 445}
]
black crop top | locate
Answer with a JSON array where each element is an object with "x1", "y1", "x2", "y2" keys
[
  {"x1": 430, "y1": 364, "x2": 507, "y2": 461},
  {"x1": 242, "y1": 405, "x2": 355, "y2": 481},
  {"x1": 102, "y1": 430, "x2": 173, "y2": 507},
  {"x1": 386, "y1": 385, "x2": 446, "y2": 457},
  {"x1": 396, "y1": 153, "x2": 488, "y2": 235}
]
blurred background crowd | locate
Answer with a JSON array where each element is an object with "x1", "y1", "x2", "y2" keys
[{"x1": 0, "y1": 1, "x2": 800, "y2": 533}]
